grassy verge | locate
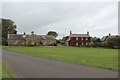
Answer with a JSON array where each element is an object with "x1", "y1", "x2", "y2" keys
[
  {"x1": 3, "y1": 46, "x2": 118, "y2": 71},
  {"x1": 2, "y1": 64, "x2": 15, "y2": 78},
  {"x1": 0, "y1": 63, "x2": 2, "y2": 79}
]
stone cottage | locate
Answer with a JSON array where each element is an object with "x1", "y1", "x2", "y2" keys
[{"x1": 8, "y1": 31, "x2": 56, "y2": 46}]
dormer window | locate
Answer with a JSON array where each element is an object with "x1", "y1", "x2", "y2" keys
[{"x1": 23, "y1": 35, "x2": 26, "y2": 37}]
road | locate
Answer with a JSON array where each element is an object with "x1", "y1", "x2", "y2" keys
[{"x1": 2, "y1": 50, "x2": 118, "y2": 78}]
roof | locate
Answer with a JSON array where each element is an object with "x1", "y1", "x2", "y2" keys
[
  {"x1": 38, "y1": 35, "x2": 56, "y2": 40},
  {"x1": 8, "y1": 34, "x2": 56, "y2": 40},
  {"x1": 70, "y1": 34, "x2": 90, "y2": 37},
  {"x1": 101, "y1": 35, "x2": 119, "y2": 41},
  {"x1": 101, "y1": 36, "x2": 108, "y2": 42},
  {"x1": 9, "y1": 34, "x2": 29, "y2": 40}
]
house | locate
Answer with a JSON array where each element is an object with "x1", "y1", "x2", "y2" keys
[
  {"x1": 0, "y1": 37, "x2": 2, "y2": 45},
  {"x1": 67, "y1": 31, "x2": 91, "y2": 46},
  {"x1": 101, "y1": 33, "x2": 119, "y2": 42},
  {"x1": 8, "y1": 31, "x2": 56, "y2": 46},
  {"x1": 101, "y1": 33, "x2": 120, "y2": 48}
]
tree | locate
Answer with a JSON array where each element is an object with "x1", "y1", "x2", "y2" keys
[
  {"x1": 1, "y1": 18, "x2": 17, "y2": 45},
  {"x1": 103, "y1": 36, "x2": 120, "y2": 48},
  {"x1": 62, "y1": 36, "x2": 69, "y2": 41},
  {"x1": 47, "y1": 31, "x2": 58, "y2": 37},
  {"x1": 91, "y1": 37, "x2": 102, "y2": 47},
  {"x1": 56, "y1": 39, "x2": 61, "y2": 44}
]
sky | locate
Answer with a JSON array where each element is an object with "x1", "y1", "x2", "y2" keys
[{"x1": 1, "y1": 1, "x2": 118, "y2": 39}]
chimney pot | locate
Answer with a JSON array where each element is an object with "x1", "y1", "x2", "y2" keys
[
  {"x1": 109, "y1": 33, "x2": 111, "y2": 36},
  {"x1": 87, "y1": 31, "x2": 89, "y2": 35}
]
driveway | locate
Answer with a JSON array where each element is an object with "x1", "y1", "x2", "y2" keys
[{"x1": 2, "y1": 50, "x2": 118, "y2": 78}]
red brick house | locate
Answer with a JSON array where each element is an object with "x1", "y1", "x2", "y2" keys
[{"x1": 67, "y1": 31, "x2": 91, "y2": 46}]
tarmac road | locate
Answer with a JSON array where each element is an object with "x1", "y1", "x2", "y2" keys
[{"x1": 2, "y1": 50, "x2": 118, "y2": 78}]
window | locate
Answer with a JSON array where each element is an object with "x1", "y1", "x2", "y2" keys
[
  {"x1": 23, "y1": 35, "x2": 26, "y2": 37},
  {"x1": 81, "y1": 37, "x2": 83, "y2": 40},
  {"x1": 86, "y1": 38, "x2": 88, "y2": 40},
  {"x1": 31, "y1": 42, "x2": 35, "y2": 45},
  {"x1": 76, "y1": 37, "x2": 78, "y2": 40},
  {"x1": 86, "y1": 42, "x2": 88, "y2": 45},
  {"x1": 76, "y1": 42, "x2": 78, "y2": 46},
  {"x1": 14, "y1": 41, "x2": 17, "y2": 44},
  {"x1": 82, "y1": 42, "x2": 84, "y2": 45}
]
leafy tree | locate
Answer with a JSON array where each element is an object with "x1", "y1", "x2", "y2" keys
[
  {"x1": 89, "y1": 41, "x2": 94, "y2": 47},
  {"x1": 103, "y1": 36, "x2": 120, "y2": 48},
  {"x1": 56, "y1": 39, "x2": 61, "y2": 43},
  {"x1": 47, "y1": 31, "x2": 58, "y2": 37},
  {"x1": 0, "y1": 18, "x2": 17, "y2": 45},
  {"x1": 62, "y1": 36, "x2": 69, "y2": 41},
  {"x1": 91, "y1": 37, "x2": 102, "y2": 47},
  {"x1": 92, "y1": 37, "x2": 101, "y2": 43}
]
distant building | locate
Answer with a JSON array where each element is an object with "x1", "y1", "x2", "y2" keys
[
  {"x1": 67, "y1": 31, "x2": 91, "y2": 46},
  {"x1": 0, "y1": 37, "x2": 2, "y2": 45},
  {"x1": 101, "y1": 33, "x2": 119, "y2": 42},
  {"x1": 8, "y1": 31, "x2": 56, "y2": 46}
]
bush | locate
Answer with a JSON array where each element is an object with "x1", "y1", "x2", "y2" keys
[{"x1": 95, "y1": 42, "x2": 102, "y2": 47}]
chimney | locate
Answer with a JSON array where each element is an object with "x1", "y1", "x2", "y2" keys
[
  {"x1": 87, "y1": 31, "x2": 89, "y2": 35},
  {"x1": 23, "y1": 32, "x2": 26, "y2": 37},
  {"x1": 31, "y1": 31, "x2": 34, "y2": 35},
  {"x1": 70, "y1": 31, "x2": 72, "y2": 35},
  {"x1": 23, "y1": 32, "x2": 26, "y2": 35},
  {"x1": 109, "y1": 33, "x2": 111, "y2": 36}
]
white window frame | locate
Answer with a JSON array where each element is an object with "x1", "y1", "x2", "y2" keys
[
  {"x1": 31, "y1": 42, "x2": 35, "y2": 45},
  {"x1": 76, "y1": 42, "x2": 78, "y2": 46},
  {"x1": 81, "y1": 37, "x2": 83, "y2": 40},
  {"x1": 23, "y1": 35, "x2": 26, "y2": 37},
  {"x1": 76, "y1": 37, "x2": 78, "y2": 40},
  {"x1": 86, "y1": 42, "x2": 88, "y2": 45}
]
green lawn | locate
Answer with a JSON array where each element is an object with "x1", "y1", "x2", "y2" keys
[
  {"x1": 2, "y1": 64, "x2": 15, "y2": 78},
  {"x1": 0, "y1": 48, "x2": 2, "y2": 79},
  {"x1": 3, "y1": 46, "x2": 118, "y2": 71},
  {"x1": 0, "y1": 63, "x2": 2, "y2": 79}
]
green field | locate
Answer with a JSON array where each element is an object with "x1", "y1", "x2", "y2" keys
[
  {"x1": 0, "y1": 63, "x2": 2, "y2": 79},
  {"x1": 3, "y1": 47, "x2": 118, "y2": 71},
  {"x1": 2, "y1": 64, "x2": 15, "y2": 78}
]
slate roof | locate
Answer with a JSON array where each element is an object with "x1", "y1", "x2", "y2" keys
[{"x1": 70, "y1": 34, "x2": 90, "y2": 37}]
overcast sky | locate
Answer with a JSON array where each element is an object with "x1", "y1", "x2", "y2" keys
[{"x1": 2, "y1": 2, "x2": 118, "y2": 39}]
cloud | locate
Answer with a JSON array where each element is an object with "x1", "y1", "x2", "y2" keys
[{"x1": 2, "y1": 2, "x2": 118, "y2": 38}]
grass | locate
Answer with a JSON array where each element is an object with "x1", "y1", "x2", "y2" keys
[
  {"x1": 2, "y1": 64, "x2": 15, "y2": 78},
  {"x1": 3, "y1": 46, "x2": 118, "y2": 71},
  {"x1": 0, "y1": 63, "x2": 2, "y2": 79},
  {"x1": 0, "y1": 48, "x2": 15, "y2": 79},
  {"x1": 0, "y1": 47, "x2": 2, "y2": 79}
]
